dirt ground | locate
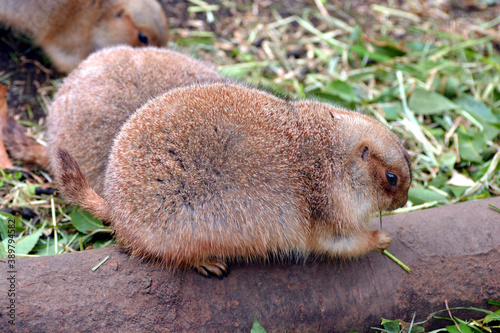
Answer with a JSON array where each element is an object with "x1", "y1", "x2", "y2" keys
[{"x1": 0, "y1": 0, "x2": 498, "y2": 123}]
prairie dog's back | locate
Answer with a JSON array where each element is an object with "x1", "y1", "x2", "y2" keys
[
  {"x1": 105, "y1": 84, "x2": 309, "y2": 263},
  {"x1": 48, "y1": 46, "x2": 226, "y2": 195}
]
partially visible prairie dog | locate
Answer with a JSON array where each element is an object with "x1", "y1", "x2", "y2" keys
[
  {"x1": 0, "y1": 0, "x2": 169, "y2": 73},
  {"x1": 47, "y1": 45, "x2": 226, "y2": 195},
  {"x1": 55, "y1": 83, "x2": 412, "y2": 278}
]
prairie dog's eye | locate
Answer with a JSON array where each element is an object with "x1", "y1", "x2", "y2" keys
[
  {"x1": 386, "y1": 171, "x2": 398, "y2": 186},
  {"x1": 138, "y1": 33, "x2": 149, "y2": 45}
]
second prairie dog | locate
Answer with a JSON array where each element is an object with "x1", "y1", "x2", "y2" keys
[
  {"x1": 55, "y1": 82, "x2": 412, "y2": 278},
  {"x1": 47, "y1": 46, "x2": 226, "y2": 195},
  {"x1": 0, "y1": 0, "x2": 169, "y2": 73}
]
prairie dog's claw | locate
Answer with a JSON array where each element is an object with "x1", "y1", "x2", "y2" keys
[{"x1": 194, "y1": 260, "x2": 229, "y2": 279}]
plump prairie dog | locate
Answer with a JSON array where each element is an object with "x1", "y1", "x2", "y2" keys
[
  {"x1": 47, "y1": 45, "x2": 226, "y2": 195},
  {"x1": 0, "y1": 0, "x2": 169, "y2": 73},
  {"x1": 55, "y1": 83, "x2": 411, "y2": 278}
]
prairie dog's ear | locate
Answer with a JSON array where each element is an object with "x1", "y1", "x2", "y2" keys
[{"x1": 115, "y1": 8, "x2": 125, "y2": 18}]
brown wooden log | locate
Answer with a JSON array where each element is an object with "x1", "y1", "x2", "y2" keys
[{"x1": 1, "y1": 197, "x2": 499, "y2": 332}]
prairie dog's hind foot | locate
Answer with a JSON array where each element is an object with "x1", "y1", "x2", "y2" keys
[{"x1": 194, "y1": 259, "x2": 229, "y2": 279}]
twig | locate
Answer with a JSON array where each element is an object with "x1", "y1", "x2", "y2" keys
[
  {"x1": 383, "y1": 250, "x2": 411, "y2": 273},
  {"x1": 92, "y1": 255, "x2": 110, "y2": 272},
  {"x1": 445, "y1": 299, "x2": 463, "y2": 333}
]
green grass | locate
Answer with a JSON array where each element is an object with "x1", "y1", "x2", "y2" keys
[
  {"x1": 214, "y1": 7, "x2": 500, "y2": 208},
  {"x1": 372, "y1": 301, "x2": 500, "y2": 333},
  {"x1": 251, "y1": 301, "x2": 500, "y2": 332}
]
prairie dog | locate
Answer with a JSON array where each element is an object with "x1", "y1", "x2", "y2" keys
[
  {"x1": 47, "y1": 46, "x2": 226, "y2": 195},
  {"x1": 55, "y1": 83, "x2": 411, "y2": 278},
  {"x1": 0, "y1": 0, "x2": 169, "y2": 73}
]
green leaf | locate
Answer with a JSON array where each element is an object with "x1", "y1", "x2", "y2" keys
[
  {"x1": 457, "y1": 132, "x2": 486, "y2": 163},
  {"x1": 251, "y1": 316, "x2": 267, "y2": 333},
  {"x1": 445, "y1": 323, "x2": 473, "y2": 333},
  {"x1": 91, "y1": 239, "x2": 114, "y2": 249},
  {"x1": 32, "y1": 239, "x2": 58, "y2": 256},
  {"x1": 408, "y1": 188, "x2": 448, "y2": 205},
  {"x1": 323, "y1": 80, "x2": 361, "y2": 103},
  {"x1": 27, "y1": 185, "x2": 37, "y2": 196},
  {"x1": 308, "y1": 91, "x2": 352, "y2": 109},
  {"x1": 454, "y1": 96, "x2": 497, "y2": 121},
  {"x1": 380, "y1": 318, "x2": 400, "y2": 333},
  {"x1": 70, "y1": 207, "x2": 104, "y2": 234},
  {"x1": 447, "y1": 186, "x2": 467, "y2": 199},
  {"x1": 349, "y1": 25, "x2": 363, "y2": 42},
  {"x1": 14, "y1": 229, "x2": 44, "y2": 254},
  {"x1": 0, "y1": 212, "x2": 14, "y2": 240},
  {"x1": 454, "y1": 96, "x2": 500, "y2": 140},
  {"x1": 430, "y1": 76, "x2": 461, "y2": 98},
  {"x1": 371, "y1": 39, "x2": 407, "y2": 58},
  {"x1": 349, "y1": 44, "x2": 392, "y2": 63},
  {"x1": 489, "y1": 122, "x2": 500, "y2": 130},
  {"x1": 0, "y1": 225, "x2": 45, "y2": 257},
  {"x1": 429, "y1": 173, "x2": 449, "y2": 188},
  {"x1": 408, "y1": 88, "x2": 459, "y2": 115},
  {"x1": 439, "y1": 151, "x2": 457, "y2": 172},
  {"x1": 458, "y1": 139, "x2": 482, "y2": 163},
  {"x1": 176, "y1": 34, "x2": 215, "y2": 46},
  {"x1": 483, "y1": 309, "x2": 500, "y2": 324},
  {"x1": 405, "y1": 41, "x2": 433, "y2": 52},
  {"x1": 376, "y1": 102, "x2": 403, "y2": 121}
]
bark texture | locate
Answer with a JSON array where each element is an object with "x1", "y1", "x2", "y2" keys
[{"x1": 1, "y1": 197, "x2": 499, "y2": 332}]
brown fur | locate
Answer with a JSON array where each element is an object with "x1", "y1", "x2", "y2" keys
[
  {"x1": 47, "y1": 46, "x2": 226, "y2": 195},
  {"x1": 54, "y1": 81, "x2": 411, "y2": 278},
  {"x1": 0, "y1": 0, "x2": 169, "y2": 73},
  {"x1": 55, "y1": 148, "x2": 108, "y2": 219}
]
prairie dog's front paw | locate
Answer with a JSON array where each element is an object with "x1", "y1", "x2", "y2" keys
[{"x1": 374, "y1": 231, "x2": 392, "y2": 252}]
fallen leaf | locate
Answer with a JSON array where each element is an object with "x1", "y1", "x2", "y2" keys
[{"x1": 0, "y1": 84, "x2": 13, "y2": 169}]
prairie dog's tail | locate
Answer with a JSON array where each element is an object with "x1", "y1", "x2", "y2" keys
[{"x1": 54, "y1": 147, "x2": 110, "y2": 221}]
